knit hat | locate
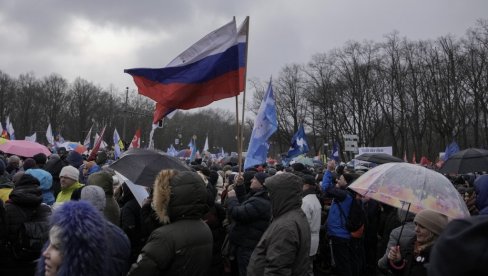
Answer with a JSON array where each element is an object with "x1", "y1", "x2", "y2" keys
[
  {"x1": 23, "y1": 158, "x2": 37, "y2": 170},
  {"x1": 291, "y1": 162, "x2": 306, "y2": 172},
  {"x1": 87, "y1": 171, "x2": 114, "y2": 195},
  {"x1": 302, "y1": 175, "x2": 316, "y2": 186},
  {"x1": 33, "y1": 153, "x2": 47, "y2": 166},
  {"x1": 413, "y1": 209, "x2": 448, "y2": 236},
  {"x1": 254, "y1": 172, "x2": 269, "y2": 185},
  {"x1": 66, "y1": 151, "x2": 84, "y2": 168},
  {"x1": 81, "y1": 185, "x2": 106, "y2": 211},
  {"x1": 59, "y1": 165, "x2": 79, "y2": 182},
  {"x1": 428, "y1": 215, "x2": 488, "y2": 276}
]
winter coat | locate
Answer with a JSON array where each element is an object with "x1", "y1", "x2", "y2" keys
[
  {"x1": 388, "y1": 236, "x2": 432, "y2": 276},
  {"x1": 128, "y1": 171, "x2": 213, "y2": 276},
  {"x1": 25, "y1": 169, "x2": 55, "y2": 205},
  {"x1": 36, "y1": 200, "x2": 130, "y2": 276},
  {"x1": 301, "y1": 189, "x2": 322, "y2": 256},
  {"x1": 378, "y1": 221, "x2": 416, "y2": 271},
  {"x1": 475, "y1": 175, "x2": 488, "y2": 215},
  {"x1": 226, "y1": 184, "x2": 271, "y2": 249},
  {"x1": 324, "y1": 181, "x2": 353, "y2": 239},
  {"x1": 54, "y1": 181, "x2": 83, "y2": 206},
  {"x1": 88, "y1": 172, "x2": 121, "y2": 226},
  {"x1": 247, "y1": 173, "x2": 311, "y2": 276},
  {"x1": 120, "y1": 196, "x2": 143, "y2": 263},
  {"x1": 0, "y1": 173, "x2": 13, "y2": 202}
]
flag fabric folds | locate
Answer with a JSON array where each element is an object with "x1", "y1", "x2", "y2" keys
[
  {"x1": 113, "y1": 128, "x2": 122, "y2": 159},
  {"x1": 88, "y1": 126, "x2": 106, "y2": 161},
  {"x1": 203, "y1": 135, "x2": 209, "y2": 153},
  {"x1": 129, "y1": 128, "x2": 141, "y2": 149},
  {"x1": 331, "y1": 142, "x2": 340, "y2": 162},
  {"x1": 167, "y1": 144, "x2": 178, "y2": 157},
  {"x1": 6, "y1": 116, "x2": 15, "y2": 140},
  {"x1": 84, "y1": 125, "x2": 93, "y2": 149},
  {"x1": 25, "y1": 132, "x2": 37, "y2": 142},
  {"x1": 46, "y1": 123, "x2": 54, "y2": 145},
  {"x1": 188, "y1": 138, "x2": 197, "y2": 162},
  {"x1": 443, "y1": 141, "x2": 460, "y2": 161},
  {"x1": 125, "y1": 17, "x2": 249, "y2": 123},
  {"x1": 286, "y1": 124, "x2": 309, "y2": 158},
  {"x1": 244, "y1": 80, "x2": 278, "y2": 169}
]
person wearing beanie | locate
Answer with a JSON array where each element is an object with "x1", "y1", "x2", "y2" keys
[
  {"x1": 6, "y1": 155, "x2": 21, "y2": 176},
  {"x1": 36, "y1": 200, "x2": 130, "y2": 276},
  {"x1": 226, "y1": 171, "x2": 271, "y2": 276},
  {"x1": 428, "y1": 215, "x2": 488, "y2": 276},
  {"x1": 127, "y1": 170, "x2": 212, "y2": 275},
  {"x1": 301, "y1": 174, "x2": 321, "y2": 275},
  {"x1": 66, "y1": 150, "x2": 84, "y2": 169},
  {"x1": 4, "y1": 174, "x2": 51, "y2": 274},
  {"x1": 87, "y1": 171, "x2": 121, "y2": 226},
  {"x1": 54, "y1": 165, "x2": 84, "y2": 208},
  {"x1": 25, "y1": 168, "x2": 55, "y2": 206},
  {"x1": 22, "y1": 158, "x2": 37, "y2": 171},
  {"x1": 33, "y1": 153, "x2": 47, "y2": 169},
  {"x1": 247, "y1": 173, "x2": 311, "y2": 276},
  {"x1": 0, "y1": 159, "x2": 14, "y2": 202},
  {"x1": 387, "y1": 209, "x2": 448, "y2": 276}
]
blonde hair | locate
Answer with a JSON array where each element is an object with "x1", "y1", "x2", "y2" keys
[{"x1": 153, "y1": 169, "x2": 177, "y2": 224}]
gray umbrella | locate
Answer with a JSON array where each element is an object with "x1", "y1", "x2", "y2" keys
[
  {"x1": 439, "y1": 148, "x2": 488, "y2": 174},
  {"x1": 109, "y1": 148, "x2": 191, "y2": 187},
  {"x1": 355, "y1": 153, "x2": 404, "y2": 164}
]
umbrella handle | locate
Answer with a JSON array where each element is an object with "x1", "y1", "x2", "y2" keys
[{"x1": 396, "y1": 202, "x2": 411, "y2": 246}]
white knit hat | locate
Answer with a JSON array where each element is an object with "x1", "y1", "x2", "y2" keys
[{"x1": 59, "y1": 165, "x2": 79, "y2": 181}]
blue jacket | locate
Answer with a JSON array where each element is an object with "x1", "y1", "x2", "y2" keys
[{"x1": 323, "y1": 180, "x2": 352, "y2": 239}]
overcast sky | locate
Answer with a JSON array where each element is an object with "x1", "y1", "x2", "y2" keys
[{"x1": 1, "y1": 0, "x2": 487, "y2": 113}]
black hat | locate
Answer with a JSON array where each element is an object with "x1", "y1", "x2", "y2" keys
[
  {"x1": 302, "y1": 175, "x2": 316, "y2": 186},
  {"x1": 33, "y1": 153, "x2": 47, "y2": 166},
  {"x1": 291, "y1": 162, "x2": 306, "y2": 172},
  {"x1": 428, "y1": 215, "x2": 488, "y2": 276},
  {"x1": 254, "y1": 172, "x2": 269, "y2": 185}
]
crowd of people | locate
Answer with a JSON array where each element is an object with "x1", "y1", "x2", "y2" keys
[{"x1": 0, "y1": 148, "x2": 487, "y2": 276}]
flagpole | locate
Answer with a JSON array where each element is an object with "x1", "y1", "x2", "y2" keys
[{"x1": 237, "y1": 16, "x2": 250, "y2": 174}]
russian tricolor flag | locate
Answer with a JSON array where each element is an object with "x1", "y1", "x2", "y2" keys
[{"x1": 125, "y1": 17, "x2": 249, "y2": 123}]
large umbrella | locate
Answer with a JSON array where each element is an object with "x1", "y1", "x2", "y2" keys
[
  {"x1": 292, "y1": 155, "x2": 314, "y2": 167},
  {"x1": 0, "y1": 139, "x2": 51, "y2": 157},
  {"x1": 349, "y1": 162, "x2": 469, "y2": 219},
  {"x1": 58, "y1": 141, "x2": 87, "y2": 154},
  {"x1": 109, "y1": 148, "x2": 191, "y2": 187},
  {"x1": 439, "y1": 148, "x2": 488, "y2": 174},
  {"x1": 355, "y1": 153, "x2": 404, "y2": 164}
]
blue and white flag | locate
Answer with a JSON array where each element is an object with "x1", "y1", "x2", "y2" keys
[
  {"x1": 286, "y1": 124, "x2": 309, "y2": 158},
  {"x1": 189, "y1": 138, "x2": 197, "y2": 162},
  {"x1": 167, "y1": 144, "x2": 178, "y2": 157},
  {"x1": 331, "y1": 142, "x2": 340, "y2": 162},
  {"x1": 443, "y1": 141, "x2": 460, "y2": 161},
  {"x1": 6, "y1": 116, "x2": 15, "y2": 140},
  {"x1": 113, "y1": 128, "x2": 122, "y2": 159},
  {"x1": 244, "y1": 79, "x2": 278, "y2": 169}
]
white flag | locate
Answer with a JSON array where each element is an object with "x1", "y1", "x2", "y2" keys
[
  {"x1": 6, "y1": 116, "x2": 15, "y2": 140},
  {"x1": 46, "y1": 123, "x2": 54, "y2": 145},
  {"x1": 84, "y1": 125, "x2": 93, "y2": 148},
  {"x1": 95, "y1": 133, "x2": 107, "y2": 149},
  {"x1": 148, "y1": 124, "x2": 157, "y2": 149},
  {"x1": 203, "y1": 135, "x2": 209, "y2": 153},
  {"x1": 25, "y1": 132, "x2": 37, "y2": 142}
]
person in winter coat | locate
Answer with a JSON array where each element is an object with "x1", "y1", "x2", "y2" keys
[
  {"x1": 4, "y1": 174, "x2": 51, "y2": 274},
  {"x1": 118, "y1": 183, "x2": 143, "y2": 264},
  {"x1": 54, "y1": 165, "x2": 83, "y2": 208},
  {"x1": 127, "y1": 170, "x2": 213, "y2": 276},
  {"x1": 247, "y1": 172, "x2": 311, "y2": 276},
  {"x1": 25, "y1": 168, "x2": 55, "y2": 205},
  {"x1": 226, "y1": 172, "x2": 271, "y2": 276},
  {"x1": 44, "y1": 150, "x2": 69, "y2": 197},
  {"x1": 377, "y1": 209, "x2": 416, "y2": 273},
  {"x1": 36, "y1": 200, "x2": 129, "y2": 276},
  {"x1": 87, "y1": 171, "x2": 120, "y2": 226},
  {"x1": 301, "y1": 174, "x2": 322, "y2": 276},
  {"x1": 474, "y1": 174, "x2": 488, "y2": 215},
  {"x1": 387, "y1": 209, "x2": 448, "y2": 276}
]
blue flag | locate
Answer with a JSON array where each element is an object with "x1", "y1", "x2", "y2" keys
[
  {"x1": 286, "y1": 124, "x2": 309, "y2": 158},
  {"x1": 331, "y1": 142, "x2": 340, "y2": 162},
  {"x1": 189, "y1": 138, "x2": 197, "y2": 162},
  {"x1": 244, "y1": 80, "x2": 278, "y2": 169},
  {"x1": 443, "y1": 141, "x2": 460, "y2": 161}
]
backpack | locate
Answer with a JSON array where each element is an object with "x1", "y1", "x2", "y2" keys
[
  {"x1": 11, "y1": 208, "x2": 50, "y2": 261},
  {"x1": 337, "y1": 192, "x2": 367, "y2": 235}
]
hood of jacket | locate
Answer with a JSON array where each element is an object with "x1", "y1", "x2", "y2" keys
[
  {"x1": 37, "y1": 200, "x2": 107, "y2": 276},
  {"x1": 8, "y1": 174, "x2": 42, "y2": 207},
  {"x1": 25, "y1": 168, "x2": 53, "y2": 191},
  {"x1": 153, "y1": 170, "x2": 208, "y2": 224},
  {"x1": 88, "y1": 171, "x2": 114, "y2": 195},
  {"x1": 264, "y1": 172, "x2": 303, "y2": 218},
  {"x1": 475, "y1": 175, "x2": 488, "y2": 214}
]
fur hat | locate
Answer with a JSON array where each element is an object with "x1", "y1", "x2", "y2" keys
[
  {"x1": 38, "y1": 200, "x2": 107, "y2": 276},
  {"x1": 81, "y1": 185, "x2": 107, "y2": 211},
  {"x1": 59, "y1": 165, "x2": 79, "y2": 182},
  {"x1": 254, "y1": 172, "x2": 269, "y2": 185},
  {"x1": 153, "y1": 170, "x2": 208, "y2": 225},
  {"x1": 33, "y1": 153, "x2": 47, "y2": 166},
  {"x1": 414, "y1": 209, "x2": 448, "y2": 236},
  {"x1": 428, "y1": 215, "x2": 488, "y2": 276}
]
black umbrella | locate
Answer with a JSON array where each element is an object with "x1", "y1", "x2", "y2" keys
[
  {"x1": 355, "y1": 153, "x2": 404, "y2": 164},
  {"x1": 109, "y1": 148, "x2": 191, "y2": 187},
  {"x1": 439, "y1": 148, "x2": 488, "y2": 174}
]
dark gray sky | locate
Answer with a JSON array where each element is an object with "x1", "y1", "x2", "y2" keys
[{"x1": 1, "y1": 0, "x2": 486, "y2": 111}]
